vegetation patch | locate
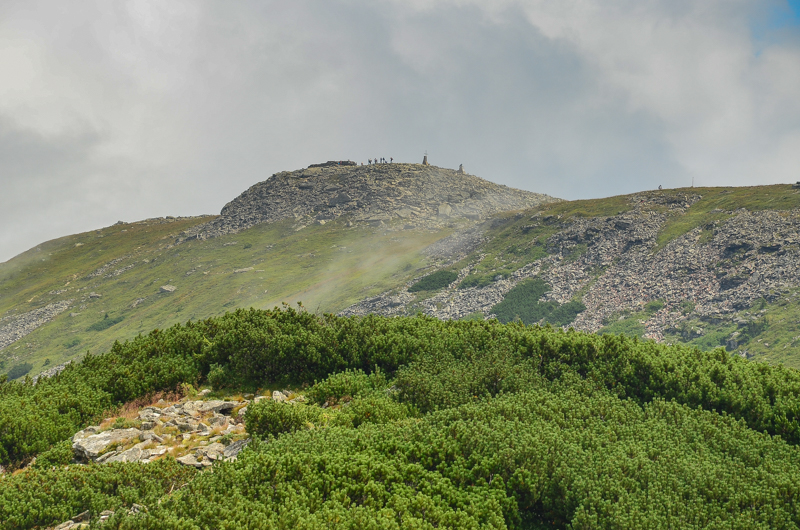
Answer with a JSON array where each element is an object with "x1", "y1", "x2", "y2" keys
[
  {"x1": 490, "y1": 278, "x2": 586, "y2": 326},
  {"x1": 5, "y1": 362, "x2": 33, "y2": 381},
  {"x1": 63, "y1": 338, "x2": 81, "y2": 349},
  {"x1": 407, "y1": 270, "x2": 458, "y2": 292},
  {"x1": 86, "y1": 314, "x2": 124, "y2": 332},
  {"x1": 457, "y1": 273, "x2": 496, "y2": 289}
]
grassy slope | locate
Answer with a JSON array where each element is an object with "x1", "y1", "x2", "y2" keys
[{"x1": 0, "y1": 217, "x2": 448, "y2": 376}]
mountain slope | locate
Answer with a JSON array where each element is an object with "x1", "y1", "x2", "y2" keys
[
  {"x1": 346, "y1": 185, "x2": 800, "y2": 367},
  {"x1": 0, "y1": 163, "x2": 557, "y2": 379}
]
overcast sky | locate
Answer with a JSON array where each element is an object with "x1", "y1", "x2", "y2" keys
[{"x1": 1, "y1": 0, "x2": 799, "y2": 262}]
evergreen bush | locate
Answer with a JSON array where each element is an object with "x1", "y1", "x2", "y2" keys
[{"x1": 408, "y1": 270, "x2": 458, "y2": 292}]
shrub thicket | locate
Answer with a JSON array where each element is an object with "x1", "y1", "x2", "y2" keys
[
  {"x1": 458, "y1": 273, "x2": 494, "y2": 289},
  {"x1": 0, "y1": 459, "x2": 195, "y2": 529},
  {"x1": 245, "y1": 399, "x2": 324, "y2": 437},
  {"x1": 5, "y1": 307, "x2": 800, "y2": 466},
  {"x1": 306, "y1": 368, "x2": 388, "y2": 405},
  {"x1": 407, "y1": 270, "x2": 458, "y2": 292},
  {"x1": 117, "y1": 384, "x2": 800, "y2": 528},
  {"x1": 491, "y1": 278, "x2": 586, "y2": 326},
  {"x1": 5, "y1": 308, "x2": 800, "y2": 528},
  {"x1": 5, "y1": 363, "x2": 32, "y2": 381}
]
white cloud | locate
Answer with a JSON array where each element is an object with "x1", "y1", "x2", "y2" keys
[{"x1": 0, "y1": 0, "x2": 798, "y2": 261}]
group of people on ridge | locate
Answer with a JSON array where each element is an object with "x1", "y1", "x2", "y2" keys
[{"x1": 364, "y1": 157, "x2": 392, "y2": 165}]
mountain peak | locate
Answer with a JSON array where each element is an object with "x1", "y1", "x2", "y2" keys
[{"x1": 182, "y1": 163, "x2": 558, "y2": 240}]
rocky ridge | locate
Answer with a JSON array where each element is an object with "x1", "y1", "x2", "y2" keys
[
  {"x1": 342, "y1": 190, "x2": 800, "y2": 356},
  {"x1": 181, "y1": 163, "x2": 557, "y2": 240}
]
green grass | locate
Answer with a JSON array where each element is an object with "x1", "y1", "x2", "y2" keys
[
  {"x1": 0, "y1": 217, "x2": 449, "y2": 376},
  {"x1": 599, "y1": 300, "x2": 666, "y2": 339},
  {"x1": 730, "y1": 292, "x2": 800, "y2": 368},
  {"x1": 599, "y1": 317, "x2": 647, "y2": 338}
]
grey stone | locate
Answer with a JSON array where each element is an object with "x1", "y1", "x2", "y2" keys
[
  {"x1": 0, "y1": 301, "x2": 73, "y2": 355},
  {"x1": 72, "y1": 428, "x2": 142, "y2": 461},
  {"x1": 209, "y1": 415, "x2": 227, "y2": 426},
  {"x1": 159, "y1": 285, "x2": 177, "y2": 293},
  {"x1": 105, "y1": 447, "x2": 148, "y2": 463},
  {"x1": 138, "y1": 410, "x2": 161, "y2": 422},
  {"x1": 223, "y1": 438, "x2": 250, "y2": 460},
  {"x1": 141, "y1": 432, "x2": 164, "y2": 443}
]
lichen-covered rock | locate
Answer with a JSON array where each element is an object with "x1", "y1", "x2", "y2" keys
[{"x1": 72, "y1": 428, "x2": 142, "y2": 461}]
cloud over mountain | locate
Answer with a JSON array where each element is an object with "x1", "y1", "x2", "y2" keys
[{"x1": 1, "y1": 0, "x2": 798, "y2": 262}]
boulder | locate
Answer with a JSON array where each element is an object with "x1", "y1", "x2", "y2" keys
[
  {"x1": 197, "y1": 442, "x2": 226, "y2": 460},
  {"x1": 223, "y1": 438, "x2": 250, "y2": 460},
  {"x1": 105, "y1": 446, "x2": 148, "y2": 463},
  {"x1": 209, "y1": 414, "x2": 228, "y2": 426},
  {"x1": 177, "y1": 454, "x2": 212, "y2": 468},
  {"x1": 183, "y1": 399, "x2": 238, "y2": 414},
  {"x1": 138, "y1": 410, "x2": 161, "y2": 422},
  {"x1": 159, "y1": 285, "x2": 177, "y2": 293},
  {"x1": 72, "y1": 428, "x2": 142, "y2": 461}
]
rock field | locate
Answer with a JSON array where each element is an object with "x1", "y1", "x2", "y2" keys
[
  {"x1": 342, "y1": 191, "x2": 800, "y2": 350},
  {"x1": 0, "y1": 301, "x2": 73, "y2": 352},
  {"x1": 181, "y1": 163, "x2": 557, "y2": 240}
]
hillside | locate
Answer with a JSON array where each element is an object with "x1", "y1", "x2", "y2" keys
[
  {"x1": 4, "y1": 166, "x2": 800, "y2": 380},
  {"x1": 345, "y1": 185, "x2": 800, "y2": 368},
  {"x1": 0, "y1": 163, "x2": 556, "y2": 380},
  {"x1": 4, "y1": 179, "x2": 800, "y2": 528}
]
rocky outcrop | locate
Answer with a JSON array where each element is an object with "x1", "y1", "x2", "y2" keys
[
  {"x1": 69, "y1": 392, "x2": 301, "y2": 467},
  {"x1": 72, "y1": 427, "x2": 143, "y2": 461},
  {"x1": 0, "y1": 301, "x2": 73, "y2": 352},
  {"x1": 181, "y1": 163, "x2": 557, "y2": 240}
]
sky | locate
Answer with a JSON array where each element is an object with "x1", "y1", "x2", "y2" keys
[{"x1": 1, "y1": 0, "x2": 799, "y2": 263}]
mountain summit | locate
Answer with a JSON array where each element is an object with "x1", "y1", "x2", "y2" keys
[{"x1": 182, "y1": 163, "x2": 557, "y2": 240}]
